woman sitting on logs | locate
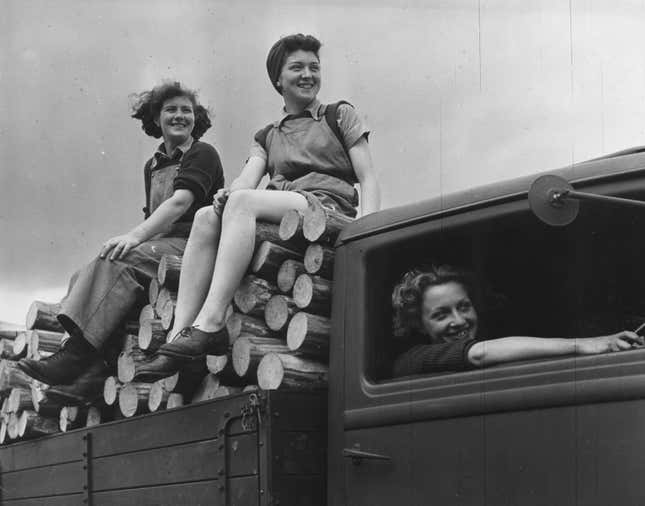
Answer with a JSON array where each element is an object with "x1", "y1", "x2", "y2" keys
[
  {"x1": 17, "y1": 82, "x2": 224, "y2": 389},
  {"x1": 392, "y1": 265, "x2": 643, "y2": 377},
  {"x1": 135, "y1": 33, "x2": 380, "y2": 379}
]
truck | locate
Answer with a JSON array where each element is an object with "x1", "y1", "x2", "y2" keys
[{"x1": 3, "y1": 147, "x2": 645, "y2": 505}]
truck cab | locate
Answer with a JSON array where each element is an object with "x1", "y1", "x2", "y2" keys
[{"x1": 330, "y1": 147, "x2": 645, "y2": 506}]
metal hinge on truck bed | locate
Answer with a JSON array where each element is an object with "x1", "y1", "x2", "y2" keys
[{"x1": 240, "y1": 391, "x2": 266, "y2": 431}]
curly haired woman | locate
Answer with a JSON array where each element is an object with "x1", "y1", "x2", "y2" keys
[
  {"x1": 18, "y1": 81, "x2": 224, "y2": 389},
  {"x1": 392, "y1": 265, "x2": 643, "y2": 377}
]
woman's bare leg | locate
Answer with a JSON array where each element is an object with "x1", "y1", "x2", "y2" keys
[
  {"x1": 192, "y1": 189, "x2": 308, "y2": 331},
  {"x1": 169, "y1": 207, "x2": 222, "y2": 338}
]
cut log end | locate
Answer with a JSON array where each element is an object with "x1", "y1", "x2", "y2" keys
[{"x1": 103, "y1": 376, "x2": 121, "y2": 406}]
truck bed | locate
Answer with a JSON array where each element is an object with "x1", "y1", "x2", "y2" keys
[{"x1": 0, "y1": 390, "x2": 326, "y2": 506}]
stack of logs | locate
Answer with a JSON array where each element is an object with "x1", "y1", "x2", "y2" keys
[{"x1": 0, "y1": 202, "x2": 351, "y2": 443}]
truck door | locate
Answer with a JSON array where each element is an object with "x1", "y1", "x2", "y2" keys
[{"x1": 331, "y1": 176, "x2": 645, "y2": 506}]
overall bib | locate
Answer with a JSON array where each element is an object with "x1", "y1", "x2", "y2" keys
[{"x1": 58, "y1": 162, "x2": 188, "y2": 349}]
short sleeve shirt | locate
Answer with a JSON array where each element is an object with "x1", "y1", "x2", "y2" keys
[{"x1": 144, "y1": 139, "x2": 224, "y2": 222}]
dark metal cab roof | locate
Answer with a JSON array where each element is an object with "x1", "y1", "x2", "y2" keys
[{"x1": 339, "y1": 146, "x2": 645, "y2": 245}]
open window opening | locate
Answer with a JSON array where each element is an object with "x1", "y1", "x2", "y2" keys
[{"x1": 364, "y1": 186, "x2": 645, "y2": 382}]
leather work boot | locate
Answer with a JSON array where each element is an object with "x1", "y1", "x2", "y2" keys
[
  {"x1": 158, "y1": 326, "x2": 229, "y2": 360},
  {"x1": 44, "y1": 358, "x2": 109, "y2": 405},
  {"x1": 17, "y1": 335, "x2": 98, "y2": 386},
  {"x1": 132, "y1": 354, "x2": 183, "y2": 382}
]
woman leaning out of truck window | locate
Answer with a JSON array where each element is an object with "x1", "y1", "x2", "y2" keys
[
  {"x1": 391, "y1": 265, "x2": 644, "y2": 378},
  {"x1": 17, "y1": 82, "x2": 224, "y2": 391},
  {"x1": 134, "y1": 33, "x2": 381, "y2": 379}
]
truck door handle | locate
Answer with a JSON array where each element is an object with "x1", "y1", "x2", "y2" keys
[{"x1": 343, "y1": 447, "x2": 391, "y2": 466}]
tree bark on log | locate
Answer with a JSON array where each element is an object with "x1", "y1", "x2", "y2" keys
[
  {"x1": 138, "y1": 319, "x2": 166, "y2": 352},
  {"x1": 277, "y1": 259, "x2": 307, "y2": 293},
  {"x1": 264, "y1": 295, "x2": 298, "y2": 332},
  {"x1": 302, "y1": 204, "x2": 353, "y2": 243},
  {"x1": 103, "y1": 376, "x2": 122, "y2": 406},
  {"x1": 257, "y1": 353, "x2": 328, "y2": 390},
  {"x1": 293, "y1": 274, "x2": 332, "y2": 315},
  {"x1": 232, "y1": 336, "x2": 291, "y2": 378},
  {"x1": 256, "y1": 221, "x2": 307, "y2": 254},
  {"x1": 251, "y1": 241, "x2": 302, "y2": 281},
  {"x1": 304, "y1": 243, "x2": 335, "y2": 279},
  {"x1": 118, "y1": 382, "x2": 153, "y2": 418},
  {"x1": 226, "y1": 313, "x2": 273, "y2": 341},
  {"x1": 139, "y1": 304, "x2": 157, "y2": 326},
  {"x1": 190, "y1": 374, "x2": 221, "y2": 403},
  {"x1": 234, "y1": 276, "x2": 277, "y2": 318},
  {"x1": 19, "y1": 410, "x2": 59, "y2": 438},
  {"x1": 26, "y1": 301, "x2": 64, "y2": 332},
  {"x1": 29, "y1": 329, "x2": 65, "y2": 355},
  {"x1": 157, "y1": 254, "x2": 182, "y2": 290},
  {"x1": 0, "y1": 360, "x2": 34, "y2": 393},
  {"x1": 287, "y1": 312, "x2": 330, "y2": 359}
]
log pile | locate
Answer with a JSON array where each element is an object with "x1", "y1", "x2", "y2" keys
[{"x1": 0, "y1": 203, "x2": 350, "y2": 443}]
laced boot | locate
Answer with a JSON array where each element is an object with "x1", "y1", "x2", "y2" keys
[
  {"x1": 17, "y1": 334, "x2": 99, "y2": 386},
  {"x1": 133, "y1": 327, "x2": 228, "y2": 381},
  {"x1": 44, "y1": 357, "x2": 109, "y2": 405}
]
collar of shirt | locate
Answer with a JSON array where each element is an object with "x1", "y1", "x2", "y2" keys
[
  {"x1": 150, "y1": 137, "x2": 194, "y2": 169},
  {"x1": 273, "y1": 99, "x2": 324, "y2": 128}
]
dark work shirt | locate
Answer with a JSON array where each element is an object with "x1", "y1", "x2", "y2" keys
[
  {"x1": 392, "y1": 334, "x2": 478, "y2": 377},
  {"x1": 143, "y1": 140, "x2": 224, "y2": 222}
]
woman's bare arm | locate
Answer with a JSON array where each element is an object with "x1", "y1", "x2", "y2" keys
[
  {"x1": 348, "y1": 137, "x2": 381, "y2": 216},
  {"x1": 467, "y1": 331, "x2": 643, "y2": 367}
]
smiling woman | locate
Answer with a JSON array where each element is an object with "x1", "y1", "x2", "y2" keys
[
  {"x1": 391, "y1": 265, "x2": 644, "y2": 377},
  {"x1": 133, "y1": 34, "x2": 382, "y2": 380},
  {"x1": 16, "y1": 81, "x2": 225, "y2": 392}
]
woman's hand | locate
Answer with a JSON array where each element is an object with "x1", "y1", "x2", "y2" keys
[
  {"x1": 100, "y1": 233, "x2": 142, "y2": 261},
  {"x1": 576, "y1": 331, "x2": 644, "y2": 355},
  {"x1": 213, "y1": 188, "x2": 230, "y2": 216}
]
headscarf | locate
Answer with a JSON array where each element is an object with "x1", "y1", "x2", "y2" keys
[{"x1": 266, "y1": 38, "x2": 287, "y2": 95}]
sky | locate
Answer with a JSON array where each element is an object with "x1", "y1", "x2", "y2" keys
[{"x1": 3, "y1": 0, "x2": 645, "y2": 324}]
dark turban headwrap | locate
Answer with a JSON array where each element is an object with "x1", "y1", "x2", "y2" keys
[
  {"x1": 266, "y1": 38, "x2": 288, "y2": 95},
  {"x1": 266, "y1": 34, "x2": 322, "y2": 95}
]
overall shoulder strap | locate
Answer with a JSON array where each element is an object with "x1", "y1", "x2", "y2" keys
[{"x1": 324, "y1": 100, "x2": 352, "y2": 153}]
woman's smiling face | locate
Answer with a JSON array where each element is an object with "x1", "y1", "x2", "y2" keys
[
  {"x1": 421, "y1": 282, "x2": 478, "y2": 343},
  {"x1": 156, "y1": 95, "x2": 195, "y2": 146},
  {"x1": 277, "y1": 50, "x2": 321, "y2": 106}
]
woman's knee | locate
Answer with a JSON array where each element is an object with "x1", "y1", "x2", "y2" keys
[
  {"x1": 224, "y1": 190, "x2": 257, "y2": 216},
  {"x1": 193, "y1": 205, "x2": 221, "y2": 230}
]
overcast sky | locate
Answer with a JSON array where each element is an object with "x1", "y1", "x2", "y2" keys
[{"x1": 3, "y1": 0, "x2": 645, "y2": 324}]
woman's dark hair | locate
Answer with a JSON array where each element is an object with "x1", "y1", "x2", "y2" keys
[
  {"x1": 130, "y1": 81, "x2": 212, "y2": 139},
  {"x1": 392, "y1": 265, "x2": 477, "y2": 339},
  {"x1": 266, "y1": 34, "x2": 322, "y2": 94}
]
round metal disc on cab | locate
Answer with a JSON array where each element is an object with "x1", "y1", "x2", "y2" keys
[{"x1": 528, "y1": 174, "x2": 579, "y2": 226}]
